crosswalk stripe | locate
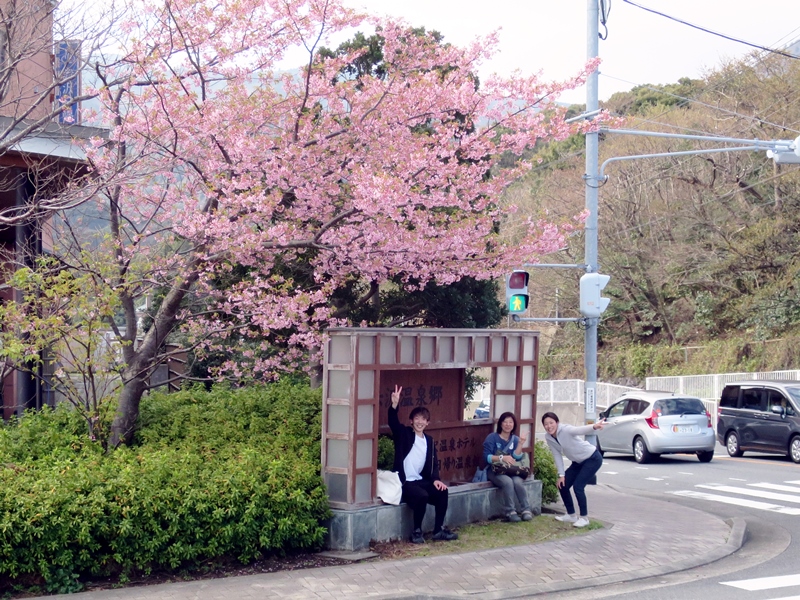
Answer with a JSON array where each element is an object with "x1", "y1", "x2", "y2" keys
[
  {"x1": 671, "y1": 490, "x2": 800, "y2": 514},
  {"x1": 721, "y1": 573, "x2": 800, "y2": 591},
  {"x1": 750, "y1": 482, "x2": 800, "y2": 494},
  {"x1": 697, "y1": 484, "x2": 800, "y2": 505}
]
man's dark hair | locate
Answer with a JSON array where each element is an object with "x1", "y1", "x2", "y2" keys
[
  {"x1": 541, "y1": 411, "x2": 560, "y2": 425},
  {"x1": 409, "y1": 406, "x2": 431, "y2": 421}
]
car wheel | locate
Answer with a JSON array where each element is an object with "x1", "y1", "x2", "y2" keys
[
  {"x1": 633, "y1": 436, "x2": 653, "y2": 464},
  {"x1": 790, "y1": 436, "x2": 800, "y2": 464},
  {"x1": 726, "y1": 431, "x2": 744, "y2": 457},
  {"x1": 596, "y1": 440, "x2": 604, "y2": 458},
  {"x1": 697, "y1": 450, "x2": 714, "y2": 463}
]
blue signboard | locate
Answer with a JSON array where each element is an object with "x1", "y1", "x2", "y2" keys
[{"x1": 55, "y1": 40, "x2": 81, "y2": 125}]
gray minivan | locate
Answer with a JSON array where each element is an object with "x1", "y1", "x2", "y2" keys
[{"x1": 716, "y1": 380, "x2": 800, "y2": 462}]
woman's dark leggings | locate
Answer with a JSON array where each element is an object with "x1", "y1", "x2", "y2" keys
[{"x1": 559, "y1": 449, "x2": 603, "y2": 517}]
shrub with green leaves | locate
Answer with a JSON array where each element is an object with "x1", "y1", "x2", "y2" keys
[
  {"x1": 0, "y1": 380, "x2": 330, "y2": 588},
  {"x1": 533, "y1": 439, "x2": 558, "y2": 504}
]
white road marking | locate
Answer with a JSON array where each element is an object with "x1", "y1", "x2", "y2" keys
[
  {"x1": 603, "y1": 471, "x2": 618, "y2": 475},
  {"x1": 728, "y1": 477, "x2": 747, "y2": 481},
  {"x1": 697, "y1": 484, "x2": 800, "y2": 505},
  {"x1": 751, "y1": 482, "x2": 800, "y2": 494},
  {"x1": 678, "y1": 472, "x2": 694, "y2": 475},
  {"x1": 765, "y1": 596, "x2": 800, "y2": 600},
  {"x1": 645, "y1": 477, "x2": 664, "y2": 481},
  {"x1": 720, "y1": 573, "x2": 800, "y2": 591},
  {"x1": 786, "y1": 480, "x2": 800, "y2": 485},
  {"x1": 671, "y1": 490, "x2": 800, "y2": 515},
  {"x1": 635, "y1": 467, "x2": 648, "y2": 470}
]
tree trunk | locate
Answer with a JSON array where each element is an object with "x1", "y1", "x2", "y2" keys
[
  {"x1": 109, "y1": 268, "x2": 200, "y2": 447},
  {"x1": 109, "y1": 372, "x2": 147, "y2": 448}
]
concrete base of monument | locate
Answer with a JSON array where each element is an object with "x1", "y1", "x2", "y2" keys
[{"x1": 325, "y1": 478, "x2": 542, "y2": 551}]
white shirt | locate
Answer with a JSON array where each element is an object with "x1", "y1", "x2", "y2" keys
[{"x1": 403, "y1": 434, "x2": 427, "y2": 482}]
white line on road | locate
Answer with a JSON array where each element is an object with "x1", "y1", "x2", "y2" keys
[
  {"x1": 698, "y1": 484, "x2": 800, "y2": 505},
  {"x1": 671, "y1": 490, "x2": 800, "y2": 514},
  {"x1": 678, "y1": 472, "x2": 694, "y2": 475},
  {"x1": 721, "y1": 573, "x2": 800, "y2": 591},
  {"x1": 750, "y1": 482, "x2": 800, "y2": 494},
  {"x1": 645, "y1": 477, "x2": 664, "y2": 481},
  {"x1": 728, "y1": 477, "x2": 747, "y2": 481}
]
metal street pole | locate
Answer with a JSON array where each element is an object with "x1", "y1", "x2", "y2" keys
[{"x1": 584, "y1": 0, "x2": 600, "y2": 427}]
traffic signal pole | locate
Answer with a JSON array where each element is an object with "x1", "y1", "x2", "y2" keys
[{"x1": 583, "y1": 0, "x2": 601, "y2": 429}]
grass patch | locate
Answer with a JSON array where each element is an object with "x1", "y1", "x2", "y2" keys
[{"x1": 369, "y1": 513, "x2": 603, "y2": 559}]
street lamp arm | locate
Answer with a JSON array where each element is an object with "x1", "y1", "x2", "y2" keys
[
  {"x1": 601, "y1": 128, "x2": 796, "y2": 151},
  {"x1": 597, "y1": 146, "x2": 763, "y2": 180}
]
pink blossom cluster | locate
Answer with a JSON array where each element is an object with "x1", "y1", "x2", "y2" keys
[{"x1": 80, "y1": 0, "x2": 600, "y2": 380}]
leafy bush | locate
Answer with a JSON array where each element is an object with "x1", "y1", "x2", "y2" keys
[
  {"x1": 0, "y1": 380, "x2": 330, "y2": 588},
  {"x1": 377, "y1": 434, "x2": 394, "y2": 471},
  {"x1": 533, "y1": 440, "x2": 558, "y2": 504}
]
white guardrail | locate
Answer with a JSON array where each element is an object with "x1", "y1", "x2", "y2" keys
[{"x1": 536, "y1": 370, "x2": 800, "y2": 429}]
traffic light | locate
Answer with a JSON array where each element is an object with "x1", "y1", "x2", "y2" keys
[
  {"x1": 506, "y1": 270, "x2": 529, "y2": 314},
  {"x1": 579, "y1": 273, "x2": 610, "y2": 318}
]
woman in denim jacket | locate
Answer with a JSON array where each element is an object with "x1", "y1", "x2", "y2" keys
[{"x1": 482, "y1": 412, "x2": 533, "y2": 522}]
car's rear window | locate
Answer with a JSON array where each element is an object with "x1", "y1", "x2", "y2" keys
[{"x1": 653, "y1": 398, "x2": 706, "y2": 416}]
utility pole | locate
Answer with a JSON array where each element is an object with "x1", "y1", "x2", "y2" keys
[{"x1": 583, "y1": 0, "x2": 600, "y2": 428}]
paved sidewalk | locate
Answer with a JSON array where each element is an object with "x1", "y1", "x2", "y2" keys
[{"x1": 48, "y1": 484, "x2": 744, "y2": 600}]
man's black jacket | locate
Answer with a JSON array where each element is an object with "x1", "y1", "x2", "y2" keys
[{"x1": 388, "y1": 405, "x2": 440, "y2": 484}]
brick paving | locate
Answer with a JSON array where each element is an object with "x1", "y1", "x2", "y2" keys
[{"x1": 46, "y1": 485, "x2": 742, "y2": 600}]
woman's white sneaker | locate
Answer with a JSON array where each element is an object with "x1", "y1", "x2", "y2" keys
[
  {"x1": 573, "y1": 517, "x2": 590, "y2": 528},
  {"x1": 555, "y1": 513, "x2": 577, "y2": 523}
]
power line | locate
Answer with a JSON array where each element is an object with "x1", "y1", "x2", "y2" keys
[
  {"x1": 621, "y1": 0, "x2": 800, "y2": 60},
  {"x1": 601, "y1": 74, "x2": 800, "y2": 135}
]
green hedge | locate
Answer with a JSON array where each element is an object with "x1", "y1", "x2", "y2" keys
[
  {"x1": 0, "y1": 381, "x2": 330, "y2": 589},
  {"x1": 533, "y1": 440, "x2": 558, "y2": 504}
]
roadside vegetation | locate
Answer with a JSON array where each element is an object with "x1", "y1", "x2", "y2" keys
[
  {"x1": 0, "y1": 380, "x2": 562, "y2": 597},
  {"x1": 0, "y1": 381, "x2": 329, "y2": 595},
  {"x1": 507, "y1": 50, "x2": 800, "y2": 381}
]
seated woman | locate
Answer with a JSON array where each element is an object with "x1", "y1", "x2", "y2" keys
[{"x1": 483, "y1": 412, "x2": 533, "y2": 522}]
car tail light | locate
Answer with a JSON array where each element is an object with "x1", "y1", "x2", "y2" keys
[
  {"x1": 645, "y1": 410, "x2": 659, "y2": 429},
  {"x1": 706, "y1": 410, "x2": 713, "y2": 428}
]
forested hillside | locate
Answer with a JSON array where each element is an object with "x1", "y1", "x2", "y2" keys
[{"x1": 502, "y1": 50, "x2": 800, "y2": 381}]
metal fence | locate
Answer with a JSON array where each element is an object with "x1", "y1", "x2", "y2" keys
[
  {"x1": 645, "y1": 370, "x2": 800, "y2": 401},
  {"x1": 537, "y1": 370, "x2": 800, "y2": 429}
]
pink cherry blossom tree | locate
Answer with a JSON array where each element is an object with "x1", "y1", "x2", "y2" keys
[{"x1": 33, "y1": 0, "x2": 598, "y2": 446}]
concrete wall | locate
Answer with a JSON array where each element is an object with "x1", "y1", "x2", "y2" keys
[{"x1": 326, "y1": 479, "x2": 542, "y2": 551}]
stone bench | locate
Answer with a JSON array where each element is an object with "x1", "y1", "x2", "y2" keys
[{"x1": 325, "y1": 478, "x2": 542, "y2": 551}]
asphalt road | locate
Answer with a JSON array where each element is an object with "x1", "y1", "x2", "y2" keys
[{"x1": 542, "y1": 443, "x2": 800, "y2": 600}]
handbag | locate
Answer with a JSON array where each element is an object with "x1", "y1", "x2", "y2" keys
[
  {"x1": 376, "y1": 470, "x2": 402, "y2": 505},
  {"x1": 490, "y1": 436, "x2": 531, "y2": 479},
  {"x1": 472, "y1": 466, "x2": 488, "y2": 483},
  {"x1": 490, "y1": 457, "x2": 531, "y2": 479}
]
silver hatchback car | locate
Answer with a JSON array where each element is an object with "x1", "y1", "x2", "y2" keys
[{"x1": 597, "y1": 390, "x2": 716, "y2": 463}]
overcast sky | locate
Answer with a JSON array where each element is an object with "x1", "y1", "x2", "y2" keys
[{"x1": 338, "y1": 0, "x2": 800, "y2": 105}]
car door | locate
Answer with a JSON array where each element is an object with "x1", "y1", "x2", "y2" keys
[
  {"x1": 756, "y1": 389, "x2": 796, "y2": 452},
  {"x1": 610, "y1": 399, "x2": 648, "y2": 453},
  {"x1": 738, "y1": 386, "x2": 769, "y2": 449},
  {"x1": 599, "y1": 400, "x2": 628, "y2": 451}
]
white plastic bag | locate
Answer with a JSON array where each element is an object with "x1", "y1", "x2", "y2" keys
[{"x1": 376, "y1": 469, "x2": 402, "y2": 505}]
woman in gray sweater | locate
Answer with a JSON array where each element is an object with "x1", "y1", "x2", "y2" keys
[{"x1": 542, "y1": 411, "x2": 606, "y2": 528}]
